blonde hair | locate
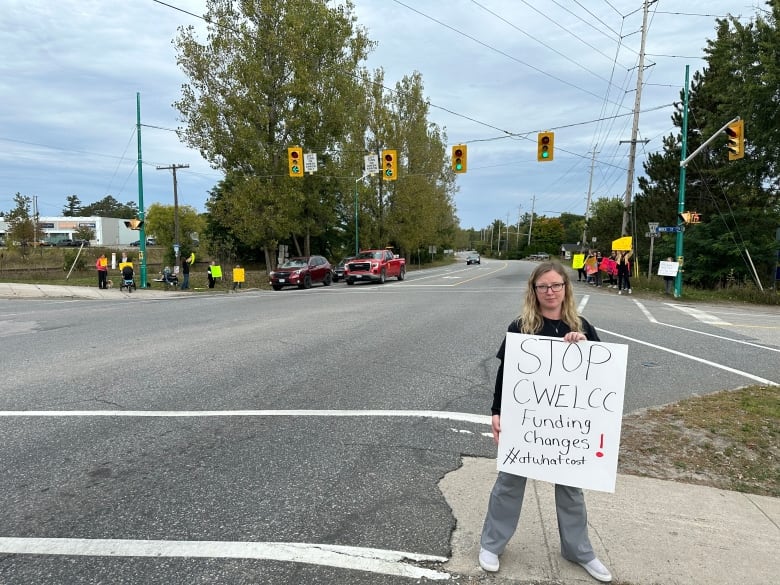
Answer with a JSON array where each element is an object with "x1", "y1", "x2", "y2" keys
[{"x1": 518, "y1": 261, "x2": 581, "y2": 334}]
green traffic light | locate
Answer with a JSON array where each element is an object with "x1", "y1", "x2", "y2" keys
[
  {"x1": 455, "y1": 161, "x2": 463, "y2": 170},
  {"x1": 292, "y1": 165, "x2": 300, "y2": 173},
  {"x1": 541, "y1": 150, "x2": 549, "y2": 158},
  {"x1": 385, "y1": 169, "x2": 393, "y2": 177}
]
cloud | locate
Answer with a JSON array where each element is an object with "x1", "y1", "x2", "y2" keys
[{"x1": 0, "y1": 1, "x2": 748, "y2": 229}]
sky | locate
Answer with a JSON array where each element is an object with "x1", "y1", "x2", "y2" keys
[{"x1": 0, "y1": 1, "x2": 753, "y2": 230}]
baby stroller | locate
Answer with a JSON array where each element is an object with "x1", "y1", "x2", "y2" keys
[{"x1": 120, "y1": 265, "x2": 136, "y2": 292}]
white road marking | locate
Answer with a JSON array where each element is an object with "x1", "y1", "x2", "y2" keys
[
  {"x1": 664, "y1": 303, "x2": 731, "y2": 325},
  {"x1": 0, "y1": 409, "x2": 492, "y2": 423},
  {"x1": 598, "y1": 328, "x2": 778, "y2": 386},
  {"x1": 0, "y1": 538, "x2": 450, "y2": 581},
  {"x1": 634, "y1": 301, "x2": 779, "y2": 353}
]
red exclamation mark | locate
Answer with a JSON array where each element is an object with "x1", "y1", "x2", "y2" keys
[{"x1": 596, "y1": 434, "x2": 605, "y2": 458}]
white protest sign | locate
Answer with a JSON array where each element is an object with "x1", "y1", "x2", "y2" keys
[
  {"x1": 658, "y1": 261, "x2": 679, "y2": 277},
  {"x1": 497, "y1": 333, "x2": 628, "y2": 493}
]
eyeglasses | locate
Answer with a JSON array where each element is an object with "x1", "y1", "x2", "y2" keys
[{"x1": 534, "y1": 282, "x2": 566, "y2": 293}]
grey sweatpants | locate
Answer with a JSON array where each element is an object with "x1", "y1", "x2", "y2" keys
[{"x1": 480, "y1": 472, "x2": 595, "y2": 563}]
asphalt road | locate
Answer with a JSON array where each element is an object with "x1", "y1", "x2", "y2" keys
[{"x1": 0, "y1": 259, "x2": 778, "y2": 584}]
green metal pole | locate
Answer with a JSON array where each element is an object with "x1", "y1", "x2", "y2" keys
[
  {"x1": 674, "y1": 65, "x2": 689, "y2": 298},
  {"x1": 354, "y1": 177, "x2": 359, "y2": 256},
  {"x1": 136, "y1": 92, "x2": 148, "y2": 288}
]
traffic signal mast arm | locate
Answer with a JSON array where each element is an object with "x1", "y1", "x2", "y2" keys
[{"x1": 680, "y1": 116, "x2": 740, "y2": 168}]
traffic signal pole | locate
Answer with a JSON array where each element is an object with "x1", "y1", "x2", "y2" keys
[
  {"x1": 675, "y1": 63, "x2": 740, "y2": 297},
  {"x1": 136, "y1": 93, "x2": 148, "y2": 288}
]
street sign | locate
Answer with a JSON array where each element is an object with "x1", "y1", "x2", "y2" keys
[
  {"x1": 303, "y1": 152, "x2": 318, "y2": 173},
  {"x1": 364, "y1": 154, "x2": 379, "y2": 175},
  {"x1": 645, "y1": 232, "x2": 658, "y2": 237},
  {"x1": 648, "y1": 222, "x2": 659, "y2": 232},
  {"x1": 656, "y1": 226, "x2": 683, "y2": 233}
]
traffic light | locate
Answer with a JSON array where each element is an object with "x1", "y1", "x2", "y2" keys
[
  {"x1": 690, "y1": 212, "x2": 701, "y2": 223},
  {"x1": 382, "y1": 149, "x2": 397, "y2": 181},
  {"x1": 124, "y1": 218, "x2": 144, "y2": 230},
  {"x1": 452, "y1": 144, "x2": 467, "y2": 173},
  {"x1": 537, "y1": 131, "x2": 554, "y2": 162},
  {"x1": 725, "y1": 119, "x2": 744, "y2": 161},
  {"x1": 288, "y1": 146, "x2": 303, "y2": 177}
]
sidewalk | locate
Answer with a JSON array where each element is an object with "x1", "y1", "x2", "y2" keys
[
  {"x1": 0, "y1": 282, "x2": 186, "y2": 300},
  {"x1": 441, "y1": 457, "x2": 779, "y2": 584}
]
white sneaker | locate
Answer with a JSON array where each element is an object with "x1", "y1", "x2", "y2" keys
[
  {"x1": 618, "y1": 290, "x2": 622, "y2": 295},
  {"x1": 579, "y1": 557, "x2": 612, "y2": 582},
  {"x1": 628, "y1": 288, "x2": 632, "y2": 294},
  {"x1": 479, "y1": 547, "x2": 499, "y2": 572}
]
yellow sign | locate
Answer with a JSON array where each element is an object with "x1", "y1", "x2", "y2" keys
[
  {"x1": 233, "y1": 267, "x2": 245, "y2": 283},
  {"x1": 611, "y1": 236, "x2": 632, "y2": 251},
  {"x1": 210, "y1": 265, "x2": 222, "y2": 279},
  {"x1": 572, "y1": 254, "x2": 585, "y2": 269}
]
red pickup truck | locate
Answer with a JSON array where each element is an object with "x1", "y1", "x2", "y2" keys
[{"x1": 345, "y1": 249, "x2": 406, "y2": 285}]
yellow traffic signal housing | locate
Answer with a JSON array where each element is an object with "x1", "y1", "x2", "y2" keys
[
  {"x1": 725, "y1": 119, "x2": 744, "y2": 161},
  {"x1": 288, "y1": 146, "x2": 304, "y2": 177},
  {"x1": 452, "y1": 144, "x2": 467, "y2": 173},
  {"x1": 124, "y1": 218, "x2": 143, "y2": 230},
  {"x1": 678, "y1": 212, "x2": 693, "y2": 224},
  {"x1": 537, "y1": 131, "x2": 554, "y2": 162},
  {"x1": 382, "y1": 149, "x2": 397, "y2": 181}
]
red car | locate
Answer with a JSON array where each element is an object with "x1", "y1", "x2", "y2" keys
[{"x1": 269, "y1": 255, "x2": 333, "y2": 290}]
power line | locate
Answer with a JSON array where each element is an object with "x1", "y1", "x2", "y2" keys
[{"x1": 390, "y1": 0, "x2": 631, "y2": 110}]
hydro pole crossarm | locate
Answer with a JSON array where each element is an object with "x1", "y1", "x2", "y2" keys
[{"x1": 680, "y1": 116, "x2": 740, "y2": 168}]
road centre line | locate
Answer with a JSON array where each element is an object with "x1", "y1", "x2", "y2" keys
[
  {"x1": 598, "y1": 327, "x2": 778, "y2": 386},
  {"x1": 634, "y1": 300, "x2": 780, "y2": 353},
  {"x1": 0, "y1": 537, "x2": 450, "y2": 581},
  {"x1": 404, "y1": 262, "x2": 507, "y2": 286}
]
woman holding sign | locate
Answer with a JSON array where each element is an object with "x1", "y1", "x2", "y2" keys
[{"x1": 479, "y1": 261, "x2": 613, "y2": 583}]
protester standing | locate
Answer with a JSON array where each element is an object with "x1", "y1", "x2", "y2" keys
[
  {"x1": 181, "y1": 252, "x2": 195, "y2": 290},
  {"x1": 478, "y1": 261, "x2": 612, "y2": 583},
  {"x1": 616, "y1": 250, "x2": 632, "y2": 295},
  {"x1": 96, "y1": 254, "x2": 108, "y2": 289},
  {"x1": 207, "y1": 260, "x2": 216, "y2": 289}
]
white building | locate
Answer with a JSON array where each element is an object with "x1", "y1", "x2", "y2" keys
[{"x1": 0, "y1": 216, "x2": 139, "y2": 246}]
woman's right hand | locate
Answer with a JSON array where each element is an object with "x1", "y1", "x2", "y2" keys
[{"x1": 491, "y1": 414, "x2": 501, "y2": 445}]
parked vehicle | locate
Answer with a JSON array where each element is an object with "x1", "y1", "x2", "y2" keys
[
  {"x1": 344, "y1": 249, "x2": 405, "y2": 285},
  {"x1": 56, "y1": 239, "x2": 90, "y2": 247},
  {"x1": 333, "y1": 256, "x2": 355, "y2": 282},
  {"x1": 269, "y1": 256, "x2": 333, "y2": 290}
]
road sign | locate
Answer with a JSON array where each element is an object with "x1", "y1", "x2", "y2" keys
[
  {"x1": 364, "y1": 154, "x2": 379, "y2": 175},
  {"x1": 648, "y1": 222, "x2": 659, "y2": 232},
  {"x1": 645, "y1": 232, "x2": 658, "y2": 237},
  {"x1": 303, "y1": 152, "x2": 318, "y2": 173},
  {"x1": 656, "y1": 226, "x2": 683, "y2": 233}
]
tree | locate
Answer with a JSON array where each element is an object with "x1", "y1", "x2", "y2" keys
[
  {"x1": 4, "y1": 193, "x2": 34, "y2": 247},
  {"x1": 633, "y1": 4, "x2": 780, "y2": 285},
  {"x1": 145, "y1": 203, "x2": 205, "y2": 263},
  {"x1": 62, "y1": 195, "x2": 82, "y2": 216},
  {"x1": 174, "y1": 0, "x2": 371, "y2": 268},
  {"x1": 80, "y1": 195, "x2": 138, "y2": 218}
]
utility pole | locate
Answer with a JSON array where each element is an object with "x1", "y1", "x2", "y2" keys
[
  {"x1": 620, "y1": 0, "x2": 654, "y2": 237},
  {"x1": 156, "y1": 163, "x2": 189, "y2": 269},
  {"x1": 581, "y1": 147, "x2": 598, "y2": 250},
  {"x1": 527, "y1": 195, "x2": 536, "y2": 247}
]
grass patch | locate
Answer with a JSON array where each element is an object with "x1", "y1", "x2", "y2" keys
[{"x1": 619, "y1": 385, "x2": 779, "y2": 497}]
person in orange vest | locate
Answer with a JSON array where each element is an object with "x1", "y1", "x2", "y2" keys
[{"x1": 96, "y1": 254, "x2": 109, "y2": 289}]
